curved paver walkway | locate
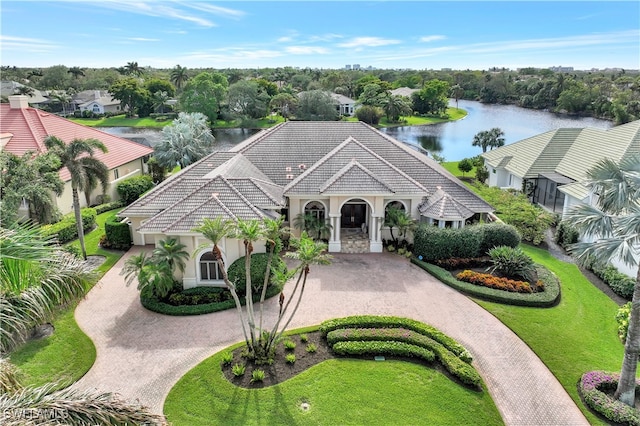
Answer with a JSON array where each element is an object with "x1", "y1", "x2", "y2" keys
[{"x1": 74, "y1": 246, "x2": 588, "y2": 425}]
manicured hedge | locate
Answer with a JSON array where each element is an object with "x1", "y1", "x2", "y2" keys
[
  {"x1": 583, "y1": 256, "x2": 635, "y2": 300},
  {"x1": 412, "y1": 259, "x2": 560, "y2": 307},
  {"x1": 320, "y1": 315, "x2": 471, "y2": 362},
  {"x1": 40, "y1": 208, "x2": 97, "y2": 244},
  {"x1": 94, "y1": 200, "x2": 126, "y2": 215},
  {"x1": 140, "y1": 280, "x2": 284, "y2": 316},
  {"x1": 103, "y1": 216, "x2": 132, "y2": 250},
  {"x1": 332, "y1": 340, "x2": 436, "y2": 363},
  {"x1": 413, "y1": 222, "x2": 521, "y2": 263},
  {"x1": 227, "y1": 253, "x2": 286, "y2": 297},
  {"x1": 327, "y1": 327, "x2": 482, "y2": 388},
  {"x1": 455, "y1": 270, "x2": 536, "y2": 293}
]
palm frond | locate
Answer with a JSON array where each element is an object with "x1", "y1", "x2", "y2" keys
[
  {"x1": 564, "y1": 203, "x2": 614, "y2": 238},
  {"x1": 0, "y1": 383, "x2": 167, "y2": 425},
  {"x1": 0, "y1": 358, "x2": 22, "y2": 395}
]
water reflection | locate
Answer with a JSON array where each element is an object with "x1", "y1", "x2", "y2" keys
[
  {"x1": 102, "y1": 100, "x2": 614, "y2": 160},
  {"x1": 381, "y1": 100, "x2": 613, "y2": 160}
]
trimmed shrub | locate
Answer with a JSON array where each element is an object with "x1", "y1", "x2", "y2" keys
[
  {"x1": 116, "y1": 174, "x2": 154, "y2": 205},
  {"x1": 140, "y1": 279, "x2": 284, "y2": 316},
  {"x1": 616, "y1": 302, "x2": 632, "y2": 343},
  {"x1": 332, "y1": 340, "x2": 436, "y2": 363},
  {"x1": 478, "y1": 222, "x2": 521, "y2": 254},
  {"x1": 583, "y1": 256, "x2": 635, "y2": 300},
  {"x1": 320, "y1": 315, "x2": 471, "y2": 362},
  {"x1": 355, "y1": 105, "x2": 383, "y2": 125},
  {"x1": 103, "y1": 216, "x2": 132, "y2": 250},
  {"x1": 40, "y1": 207, "x2": 97, "y2": 244},
  {"x1": 578, "y1": 371, "x2": 640, "y2": 426},
  {"x1": 326, "y1": 327, "x2": 482, "y2": 388},
  {"x1": 412, "y1": 259, "x2": 560, "y2": 308},
  {"x1": 227, "y1": 253, "x2": 287, "y2": 297},
  {"x1": 94, "y1": 200, "x2": 126, "y2": 215}
]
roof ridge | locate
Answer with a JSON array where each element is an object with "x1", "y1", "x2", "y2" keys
[
  {"x1": 21, "y1": 108, "x2": 46, "y2": 153},
  {"x1": 228, "y1": 177, "x2": 284, "y2": 206},
  {"x1": 320, "y1": 159, "x2": 393, "y2": 193},
  {"x1": 219, "y1": 175, "x2": 268, "y2": 218},
  {"x1": 165, "y1": 192, "x2": 238, "y2": 232},
  {"x1": 232, "y1": 122, "x2": 285, "y2": 153}
]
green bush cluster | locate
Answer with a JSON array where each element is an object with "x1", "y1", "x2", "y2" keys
[
  {"x1": 116, "y1": 174, "x2": 154, "y2": 205},
  {"x1": 332, "y1": 340, "x2": 436, "y2": 363},
  {"x1": 94, "y1": 200, "x2": 126, "y2": 215},
  {"x1": 470, "y1": 183, "x2": 554, "y2": 245},
  {"x1": 227, "y1": 253, "x2": 286, "y2": 297},
  {"x1": 578, "y1": 371, "x2": 640, "y2": 426},
  {"x1": 40, "y1": 208, "x2": 97, "y2": 243},
  {"x1": 583, "y1": 256, "x2": 635, "y2": 300},
  {"x1": 616, "y1": 302, "x2": 632, "y2": 343},
  {"x1": 319, "y1": 315, "x2": 471, "y2": 362},
  {"x1": 167, "y1": 287, "x2": 232, "y2": 306},
  {"x1": 140, "y1": 280, "x2": 284, "y2": 316},
  {"x1": 554, "y1": 221, "x2": 579, "y2": 249},
  {"x1": 327, "y1": 327, "x2": 482, "y2": 388},
  {"x1": 102, "y1": 216, "x2": 132, "y2": 250},
  {"x1": 412, "y1": 259, "x2": 560, "y2": 308},
  {"x1": 413, "y1": 222, "x2": 520, "y2": 263},
  {"x1": 487, "y1": 245, "x2": 535, "y2": 282}
]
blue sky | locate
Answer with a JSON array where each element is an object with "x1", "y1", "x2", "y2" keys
[{"x1": 1, "y1": 1, "x2": 638, "y2": 70}]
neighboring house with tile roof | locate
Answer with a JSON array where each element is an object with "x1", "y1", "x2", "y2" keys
[
  {"x1": 481, "y1": 119, "x2": 640, "y2": 276},
  {"x1": 1, "y1": 81, "x2": 49, "y2": 107},
  {"x1": 390, "y1": 87, "x2": 419, "y2": 98},
  {"x1": 329, "y1": 93, "x2": 358, "y2": 116},
  {"x1": 120, "y1": 121, "x2": 493, "y2": 289},
  {"x1": 73, "y1": 90, "x2": 123, "y2": 115},
  {"x1": 0, "y1": 95, "x2": 154, "y2": 216}
]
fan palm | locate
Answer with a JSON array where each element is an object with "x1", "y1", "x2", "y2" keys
[
  {"x1": 152, "y1": 237, "x2": 189, "y2": 276},
  {"x1": 170, "y1": 64, "x2": 189, "y2": 90},
  {"x1": 44, "y1": 136, "x2": 109, "y2": 260},
  {"x1": 0, "y1": 224, "x2": 95, "y2": 353},
  {"x1": 565, "y1": 153, "x2": 640, "y2": 407}
]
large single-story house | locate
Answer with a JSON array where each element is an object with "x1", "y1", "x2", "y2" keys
[
  {"x1": 73, "y1": 90, "x2": 123, "y2": 115},
  {"x1": 0, "y1": 95, "x2": 154, "y2": 216},
  {"x1": 330, "y1": 93, "x2": 358, "y2": 116},
  {"x1": 120, "y1": 121, "x2": 494, "y2": 288},
  {"x1": 1, "y1": 81, "x2": 49, "y2": 108},
  {"x1": 481, "y1": 119, "x2": 640, "y2": 276}
]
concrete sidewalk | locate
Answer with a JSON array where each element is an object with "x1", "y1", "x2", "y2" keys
[{"x1": 74, "y1": 247, "x2": 588, "y2": 425}]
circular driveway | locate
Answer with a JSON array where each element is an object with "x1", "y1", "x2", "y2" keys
[{"x1": 74, "y1": 246, "x2": 588, "y2": 425}]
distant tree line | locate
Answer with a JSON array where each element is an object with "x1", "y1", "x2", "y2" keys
[{"x1": 2, "y1": 64, "x2": 638, "y2": 124}]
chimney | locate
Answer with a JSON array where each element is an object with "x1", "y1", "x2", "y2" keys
[
  {"x1": 94, "y1": 90, "x2": 101, "y2": 99},
  {"x1": 8, "y1": 95, "x2": 29, "y2": 109}
]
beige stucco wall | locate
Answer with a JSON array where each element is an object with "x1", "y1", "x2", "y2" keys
[{"x1": 55, "y1": 158, "x2": 146, "y2": 215}]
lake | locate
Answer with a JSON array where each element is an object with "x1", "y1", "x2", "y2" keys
[{"x1": 102, "y1": 100, "x2": 614, "y2": 161}]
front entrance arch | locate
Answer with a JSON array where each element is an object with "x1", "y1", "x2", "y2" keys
[{"x1": 340, "y1": 201, "x2": 367, "y2": 229}]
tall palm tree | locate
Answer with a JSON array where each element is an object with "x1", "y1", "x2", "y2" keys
[
  {"x1": 44, "y1": 136, "x2": 109, "y2": 260},
  {"x1": 192, "y1": 217, "x2": 251, "y2": 347},
  {"x1": 258, "y1": 217, "x2": 288, "y2": 333},
  {"x1": 170, "y1": 64, "x2": 189, "y2": 90},
  {"x1": 0, "y1": 225, "x2": 95, "y2": 353},
  {"x1": 152, "y1": 90, "x2": 169, "y2": 113},
  {"x1": 382, "y1": 94, "x2": 412, "y2": 122},
  {"x1": 152, "y1": 237, "x2": 189, "y2": 277},
  {"x1": 124, "y1": 61, "x2": 144, "y2": 77},
  {"x1": 565, "y1": 153, "x2": 640, "y2": 407}
]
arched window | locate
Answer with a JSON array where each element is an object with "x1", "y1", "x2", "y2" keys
[
  {"x1": 305, "y1": 201, "x2": 325, "y2": 221},
  {"x1": 384, "y1": 201, "x2": 406, "y2": 221},
  {"x1": 200, "y1": 251, "x2": 223, "y2": 281}
]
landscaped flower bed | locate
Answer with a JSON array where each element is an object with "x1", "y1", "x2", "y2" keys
[
  {"x1": 455, "y1": 270, "x2": 543, "y2": 293},
  {"x1": 578, "y1": 371, "x2": 640, "y2": 426}
]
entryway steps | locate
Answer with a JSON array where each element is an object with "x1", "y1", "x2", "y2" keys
[{"x1": 341, "y1": 231, "x2": 369, "y2": 254}]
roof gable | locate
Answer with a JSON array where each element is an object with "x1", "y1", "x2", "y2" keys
[{"x1": 320, "y1": 159, "x2": 394, "y2": 194}]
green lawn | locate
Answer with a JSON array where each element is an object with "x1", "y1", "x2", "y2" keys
[
  {"x1": 442, "y1": 160, "x2": 478, "y2": 179},
  {"x1": 475, "y1": 245, "x2": 624, "y2": 425},
  {"x1": 69, "y1": 115, "x2": 171, "y2": 128},
  {"x1": 344, "y1": 107, "x2": 467, "y2": 128},
  {"x1": 165, "y1": 340, "x2": 503, "y2": 426},
  {"x1": 10, "y1": 208, "x2": 126, "y2": 386}
]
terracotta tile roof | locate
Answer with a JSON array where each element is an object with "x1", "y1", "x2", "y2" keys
[{"x1": 0, "y1": 103, "x2": 153, "y2": 181}]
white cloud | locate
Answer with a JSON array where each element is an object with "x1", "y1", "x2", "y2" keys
[
  {"x1": 0, "y1": 35, "x2": 59, "y2": 52},
  {"x1": 419, "y1": 35, "x2": 446, "y2": 43},
  {"x1": 183, "y1": 2, "x2": 246, "y2": 18},
  {"x1": 91, "y1": 2, "x2": 217, "y2": 27},
  {"x1": 278, "y1": 36, "x2": 294, "y2": 42},
  {"x1": 285, "y1": 46, "x2": 330, "y2": 55},
  {"x1": 126, "y1": 37, "x2": 160, "y2": 42},
  {"x1": 338, "y1": 37, "x2": 401, "y2": 48},
  {"x1": 309, "y1": 33, "x2": 343, "y2": 42}
]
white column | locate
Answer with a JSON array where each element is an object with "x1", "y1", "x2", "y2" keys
[
  {"x1": 328, "y1": 213, "x2": 341, "y2": 252},
  {"x1": 370, "y1": 214, "x2": 383, "y2": 252}
]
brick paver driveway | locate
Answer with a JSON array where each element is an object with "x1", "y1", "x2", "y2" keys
[{"x1": 74, "y1": 246, "x2": 588, "y2": 425}]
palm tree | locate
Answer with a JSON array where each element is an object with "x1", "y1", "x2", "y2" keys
[
  {"x1": 14, "y1": 86, "x2": 34, "y2": 97},
  {"x1": 152, "y1": 90, "x2": 169, "y2": 113},
  {"x1": 258, "y1": 217, "x2": 288, "y2": 333},
  {"x1": 170, "y1": 64, "x2": 189, "y2": 90},
  {"x1": 565, "y1": 153, "x2": 640, "y2": 407},
  {"x1": 44, "y1": 136, "x2": 109, "y2": 260},
  {"x1": 124, "y1": 61, "x2": 144, "y2": 77},
  {"x1": 49, "y1": 90, "x2": 72, "y2": 116},
  {"x1": 0, "y1": 224, "x2": 95, "y2": 353},
  {"x1": 270, "y1": 233, "x2": 331, "y2": 345},
  {"x1": 67, "y1": 66, "x2": 86, "y2": 80},
  {"x1": 192, "y1": 217, "x2": 251, "y2": 347},
  {"x1": 152, "y1": 237, "x2": 189, "y2": 276},
  {"x1": 382, "y1": 94, "x2": 413, "y2": 122},
  {"x1": 383, "y1": 205, "x2": 403, "y2": 247}
]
